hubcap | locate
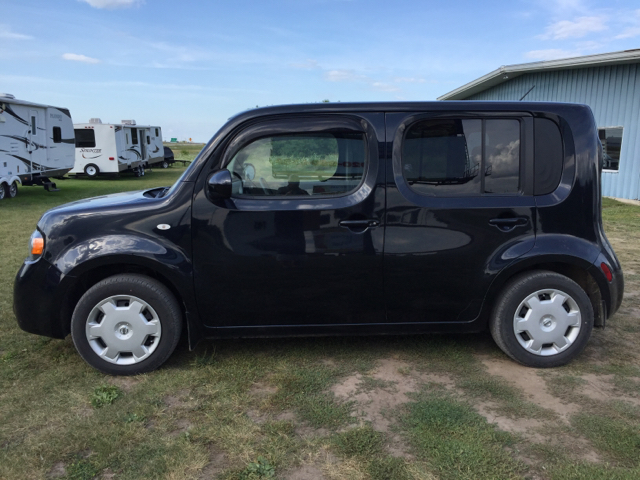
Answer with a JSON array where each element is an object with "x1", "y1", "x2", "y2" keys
[
  {"x1": 85, "y1": 295, "x2": 162, "y2": 365},
  {"x1": 10, "y1": 183, "x2": 17, "y2": 196},
  {"x1": 87, "y1": 166, "x2": 96, "y2": 176},
  {"x1": 513, "y1": 289, "x2": 581, "y2": 356}
]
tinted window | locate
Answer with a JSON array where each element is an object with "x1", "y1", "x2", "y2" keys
[
  {"x1": 147, "y1": 136, "x2": 150, "y2": 145},
  {"x1": 402, "y1": 118, "x2": 521, "y2": 196},
  {"x1": 599, "y1": 127, "x2": 622, "y2": 171},
  {"x1": 534, "y1": 118, "x2": 563, "y2": 195},
  {"x1": 131, "y1": 129, "x2": 138, "y2": 145},
  {"x1": 31, "y1": 115, "x2": 36, "y2": 134},
  {"x1": 484, "y1": 119, "x2": 520, "y2": 194},
  {"x1": 226, "y1": 132, "x2": 366, "y2": 197},
  {"x1": 402, "y1": 119, "x2": 481, "y2": 196},
  {"x1": 53, "y1": 126, "x2": 62, "y2": 143},
  {"x1": 74, "y1": 129, "x2": 96, "y2": 148},
  {"x1": 155, "y1": 128, "x2": 159, "y2": 136}
]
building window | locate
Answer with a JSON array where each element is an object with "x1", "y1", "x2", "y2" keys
[
  {"x1": 74, "y1": 129, "x2": 96, "y2": 148},
  {"x1": 599, "y1": 127, "x2": 622, "y2": 171},
  {"x1": 53, "y1": 127, "x2": 62, "y2": 143},
  {"x1": 402, "y1": 118, "x2": 521, "y2": 196}
]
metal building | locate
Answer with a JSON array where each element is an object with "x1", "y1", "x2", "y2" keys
[{"x1": 439, "y1": 49, "x2": 640, "y2": 200}]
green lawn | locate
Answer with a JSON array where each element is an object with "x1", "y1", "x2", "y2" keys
[{"x1": 1, "y1": 164, "x2": 640, "y2": 479}]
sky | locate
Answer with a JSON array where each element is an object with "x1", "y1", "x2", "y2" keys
[{"x1": 2, "y1": 0, "x2": 640, "y2": 142}]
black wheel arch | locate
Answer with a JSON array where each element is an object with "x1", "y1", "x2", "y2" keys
[
  {"x1": 59, "y1": 257, "x2": 202, "y2": 348},
  {"x1": 480, "y1": 254, "x2": 608, "y2": 330}
]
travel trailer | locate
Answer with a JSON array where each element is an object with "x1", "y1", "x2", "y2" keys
[
  {"x1": 0, "y1": 94, "x2": 75, "y2": 200},
  {"x1": 70, "y1": 119, "x2": 164, "y2": 177}
]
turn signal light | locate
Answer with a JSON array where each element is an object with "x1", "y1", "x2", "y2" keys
[
  {"x1": 28, "y1": 230, "x2": 45, "y2": 262},
  {"x1": 600, "y1": 262, "x2": 613, "y2": 282},
  {"x1": 31, "y1": 236, "x2": 44, "y2": 255},
  {"x1": 109, "y1": 157, "x2": 115, "y2": 160}
]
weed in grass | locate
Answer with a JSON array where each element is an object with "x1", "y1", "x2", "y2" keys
[
  {"x1": 237, "y1": 456, "x2": 275, "y2": 479},
  {"x1": 333, "y1": 425, "x2": 384, "y2": 458},
  {"x1": 123, "y1": 412, "x2": 146, "y2": 423},
  {"x1": 400, "y1": 393, "x2": 525, "y2": 479},
  {"x1": 65, "y1": 458, "x2": 99, "y2": 480},
  {"x1": 91, "y1": 385, "x2": 121, "y2": 408},
  {"x1": 572, "y1": 413, "x2": 640, "y2": 466}
]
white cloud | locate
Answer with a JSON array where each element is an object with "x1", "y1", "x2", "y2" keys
[
  {"x1": 323, "y1": 69, "x2": 365, "y2": 82},
  {"x1": 615, "y1": 9, "x2": 640, "y2": 39},
  {"x1": 393, "y1": 77, "x2": 425, "y2": 84},
  {"x1": 62, "y1": 53, "x2": 100, "y2": 64},
  {"x1": 0, "y1": 25, "x2": 33, "y2": 40},
  {"x1": 371, "y1": 82, "x2": 399, "y2": 92},
  {"x1": 539, "y1": 16, "x2": 607, "y2": 40},
  {"x1": 79, "y1": 0, "x2": 143, "y2": 9},
  {"x1": 525, "y1": 49, "x2": 576, "y2": 60}
]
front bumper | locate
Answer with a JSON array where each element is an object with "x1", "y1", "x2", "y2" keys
[{"x1": 14, "y1": 259, "x2": 69, "y2": 339}]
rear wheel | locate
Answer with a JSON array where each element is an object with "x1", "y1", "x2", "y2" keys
[
  {"x1": 490, "y1": 271, "x2": 593, "y2": 368},
  {"x1": 71, "y1": 274, "x2": 182, "y2": 375},
  {"x1": 162, "y1": 160, "x2": 169, "y2": 168},
  {"x1": 7, "y1": 181, "x2": 18, "y2": 198},
  {"x1": 84, "y1": 164, "x2": 99, "y2": 177},
  {"x1": 0, "y1": 183, "x2": 5, "y2": 200}
]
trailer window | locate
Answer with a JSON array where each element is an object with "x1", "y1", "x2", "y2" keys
[
  {"x1": 131, "y1": 129, "x2": 138, "y2": 145},
  {"x1": 74, "y1": 129, "x2": 96, "y2": 148},
  {"x1": 53, "y1": 127, "x2": 62, "y2": 143},
  {"x1": 31, "y1": 116, "x2": 36, "y2": 134},
  {"x1": 147, "y1": 136, "x2": 150, "y2": 145},
  {"x1": 155, "y1": 128, "x2": 159, "y2": 137}
]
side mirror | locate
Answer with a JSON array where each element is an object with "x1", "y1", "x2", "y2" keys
[{"x1": 207, "y1": 169, "x2": 232, "y2": 199}]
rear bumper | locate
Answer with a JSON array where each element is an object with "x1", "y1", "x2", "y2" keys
[{"x1": 14, "y1": 259, "x2": 69, "y2": 339}]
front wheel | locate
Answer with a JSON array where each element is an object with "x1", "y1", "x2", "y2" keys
[
  {"x1": 162, "y1": 161, "x2": 169, "y2": 168},
  {"x1": 71, "y1": 274, "x2": 182, "y2": 375},
  {"x1": 490, "y1": 271, "x2": 593, "y2": 368}
]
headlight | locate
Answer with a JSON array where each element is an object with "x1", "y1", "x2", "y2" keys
[{"x1": 27, "y1": 230, "x2": 44, "y2": 262}]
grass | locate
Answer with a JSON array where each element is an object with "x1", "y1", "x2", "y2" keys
[{"x1": 1, "y1": 174, "x2": 640, "y2": 478}]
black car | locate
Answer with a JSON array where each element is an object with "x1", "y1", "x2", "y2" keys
[
  {"x1": 14, "y1": 102, "x2": 623, "y2": 375},
  {"x1": 162, "y1": 146, "x2": 175, "y2": 168}
]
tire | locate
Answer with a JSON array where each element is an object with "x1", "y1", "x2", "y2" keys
[
  {"x1": 162, "y1": 161, "x2": 169, "y2": 169},
  {"x1": 6, "y1": 181, "x2": 18, "y2": 198},
  {"x1": 489, "y1": 270, "x2": 593, "y2": 368},
  {"x1": 0, "y1": 183, "x2": 5, "y2": 200},
  {"x1": 71, "y1": 274, "x2": 182, "y2": 375},
  {"x1": 84, "y1": 164, "x2": 99, "y2": 177}
]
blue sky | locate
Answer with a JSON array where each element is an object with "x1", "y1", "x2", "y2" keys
[{"x1": 2, "y1": 0, "x2": 639, "y2": 142}]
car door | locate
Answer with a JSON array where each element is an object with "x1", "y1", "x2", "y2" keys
[
  {"x1": 191, "y1": 113, "x2": 386, "y2": 330},
  {"x1": 384, "y1": 111, "x2": 536, "y2": 324}
]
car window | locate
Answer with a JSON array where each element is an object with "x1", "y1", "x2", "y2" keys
[
  {"x1": 402, "y1": 118, "x2": 521, "y2": 196},
  {"x1": 226, "y1": 132, "x2": 366, "y2": 197}
]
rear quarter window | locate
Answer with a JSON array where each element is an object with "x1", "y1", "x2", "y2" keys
[{"x1": 534, "y1": 118, "x2": 563, "y2": 195}]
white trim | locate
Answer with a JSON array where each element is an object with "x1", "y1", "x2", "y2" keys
[{"x1": 439, "y1": 49, "x2": 640, "y2": 100}]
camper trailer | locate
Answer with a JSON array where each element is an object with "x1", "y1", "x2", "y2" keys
[
  {"x1": 0, "y1": 94, "x2": 75, "y2": 200},
  {"x1": 70, "y1": 119, "x2": 164, "y2": 177}
]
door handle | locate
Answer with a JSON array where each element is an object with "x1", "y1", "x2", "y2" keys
[
  {"x1": 339, "y1": 219, "x2": 380, "y2": 231},
  {"x1": 489, "y1": 217, "x2": 528, "y2": 232}
]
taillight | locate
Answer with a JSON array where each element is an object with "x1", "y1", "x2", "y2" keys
[
  {"x1": 27, "y1": 230, "x2": 44, "y2": 262},
  {"x1": 600, "y1": 262, "x2": 613, "y2": 282}
]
